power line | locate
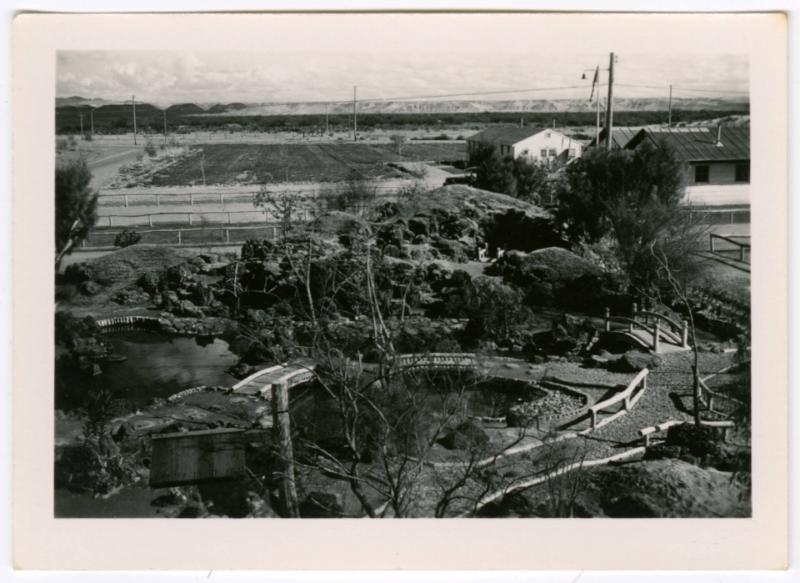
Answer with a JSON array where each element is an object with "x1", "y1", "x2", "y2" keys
[
  {"x1": 292, "y1": 84, "x2": 590, "y2": 106},
  {"x1": 617, "y1": 83, "x2": 749, "y2": 95}
]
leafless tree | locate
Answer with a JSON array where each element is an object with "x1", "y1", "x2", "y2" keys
[{"x1": 253, "y1": 186, "x2": 301, "y2": 242}]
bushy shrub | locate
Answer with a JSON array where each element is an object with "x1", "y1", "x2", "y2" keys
[
  {"x1": 113, "y1": 229, "x2": 142, "y2": 248},
  {"x1": 144, "y1": 140, "x2": 158, "y2": 157}
]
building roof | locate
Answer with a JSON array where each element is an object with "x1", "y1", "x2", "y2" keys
[
  {"x1": 625, "y1": 126, "x2": 750, "y2": 162},
  {"x1": 586, "y1": 127, "x2": 641, "y2": 149},
  {"x1": 467, "y1": 125, "x2": 563, "y2": 147}
]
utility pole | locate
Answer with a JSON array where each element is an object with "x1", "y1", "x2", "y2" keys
[
  {"x1": 667, "y1": 84, "x2": 673, "y2": 127},
  {"x1": 90, "y1": 108, "x2": 94, "y2": 136},
  {"x1": 605, "y1": 52, "x2": 615, "y2": 150},
  {"x1": 271, "y1": 380, "x2": 299, "y2": 517},
  {"x1": 163, "y1": 109, "x2": 168, "y2": 145},
  {"x1": 595, "y1": 93, "x2": 601, "y2": 145},
  {"x1": 79, "y1": 112, "x2": 84, "y2": 139},
  {"x1": 353, "y1": 85, "x2": 357, "y2": 142},
  {"x1": 132, "y1": 94, "x2": 138, "y2": 145}
]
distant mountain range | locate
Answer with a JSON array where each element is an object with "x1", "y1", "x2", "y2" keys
[{"x1": 56, "y1": 95, "x2": 749, "y2": 115}]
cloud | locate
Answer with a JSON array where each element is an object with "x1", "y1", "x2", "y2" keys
[{"x1": 56, "y1": 49, "x2": 748, "y2": 105}]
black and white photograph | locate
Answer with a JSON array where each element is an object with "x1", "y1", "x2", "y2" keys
[
  {"x1": 7, "y1": 6, "x2": 791, "y2": 573},
  {"x1": 48, "y1": 14, "x2": 761, "y2": 522}
]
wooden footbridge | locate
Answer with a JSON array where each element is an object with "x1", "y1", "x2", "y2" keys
[
  {"x1": 603, "y1": 304, "x2": 691, "y2": 354},
  {"x1": 231, "y1": 359, "x2": 317, "y2": 399}
]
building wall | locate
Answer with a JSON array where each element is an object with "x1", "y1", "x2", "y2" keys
[
  {"x1": 688, "y1": 161, "x2": 747, "y2": 186},
  {"x1": 683, "y1": 160, "x2": 749, "y2": 206},
  {"x1": 512, "y1": 131, "x2": 582, "y2": 161},
  {"x1": 683, "y1": 183, "x2": 750, "y2": 206},
  {"x1": 466, "y1": 130, "x2": 582, "y2": 162}
]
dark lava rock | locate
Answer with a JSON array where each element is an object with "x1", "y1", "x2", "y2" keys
[
  {"x1": 177, "y1": 299, "x2": 204, "y2": 318},
  {"x1": 80, "y1": 280, "x2": 103, "y2": 295},
  {"x1": 602, "y1": 494, "x2": 661, "y2": 518},
  {"x1": 299, "y1": 491, "x2": 344, "y2": 518},
  {"x1": 610, "y1": 350, "x2": 662, "y2": 372},
  {"x1": 439, "y1": 420, "x2": 489, "y2": 450}
]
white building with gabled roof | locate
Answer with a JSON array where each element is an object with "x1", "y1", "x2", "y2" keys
[{"x1": 467, "y1": 125, "x2": 582, "y2": 163}]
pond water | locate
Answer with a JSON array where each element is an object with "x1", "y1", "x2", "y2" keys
[
  {"x1": 56, "y1": 330, "x2": 239, "y2": 411},
  {"x1": 288, "y1": 374, "x2": 545, "y2": 453}
]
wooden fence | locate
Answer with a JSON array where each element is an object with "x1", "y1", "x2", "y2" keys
[
  {"x1": 709, "y1": 233, "x2": 751, "y2": 262},
  {"x1": 587, "y1": 368, "x2": 649, "y2": 430}
]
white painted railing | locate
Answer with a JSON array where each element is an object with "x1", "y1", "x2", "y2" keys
[{"x1": 588, "y1": 368, "x2": 649, "y2": 430}]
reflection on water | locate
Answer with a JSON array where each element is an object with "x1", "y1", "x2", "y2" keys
[{"x1": 56, "y1": 330, "x2": 239, "y2": 411}]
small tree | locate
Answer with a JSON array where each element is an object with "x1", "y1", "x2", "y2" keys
[
  {"x1": 332, "y1": 171, "x2": 377, "y2": 215},
  {"x1": 469, "y1": 143, "x2": 516, "y2": 194},
  {"x1": 556, "y1": 140, "x2": 692, "y2": 291},
  {"x1": 55, "y1": 159, "x2": 98, "y2": 268},
  {"x1": 253, "y1": 186, "x2": 300, "y2": 242},
  {"x1": 389, "y1": 134, "x2": 407, "y2": 156},
  {"x1": 469, "y1": 143, "x2": 550, "y2": 203}
]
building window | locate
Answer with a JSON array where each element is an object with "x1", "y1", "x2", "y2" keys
[
  {"x1": 735, "y1": 162, "x2": 750, "y2": 182},
  {"x1": 540, "y1": 148, "x2": 548, "y2": 158},
  {"x1": 694, "y1": 164, "x2": 710, "y2": 184},
  {"x1": 548, "y1": 148, "x2": 557, "y2": 157}
]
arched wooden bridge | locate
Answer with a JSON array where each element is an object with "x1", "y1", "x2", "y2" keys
[{"x1": 603, "y1": 305, "x2": 691, "y2": 354}]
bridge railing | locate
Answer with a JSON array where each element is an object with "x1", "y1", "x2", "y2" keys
[
  {"x1": 394, "y1": 352, "x2": 481, "y2": 371},
  {"x1": 699, "y1": 378, "x2": 745, "y2": 418},
  {"x1": 588, "y1": 368, "x2": 649, "y2": 430},
  {"x1": 604, "y1": 306, "x2": 689, "y2": 350},
  {"x1": 94, "y1": 315, "x2": 163, "y2": 331}
]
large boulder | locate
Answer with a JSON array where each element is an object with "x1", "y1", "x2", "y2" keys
[
  {"x1": 488, "y1": 247, "x2": 609, "y2": 308},
  {"x1": 176, "y1": 299, "x2": 204, "y2": 318},
  {"x1": 439, "y1": 420, "x2": 489, "y2": 450},
  {"x1": 609, "y1": 350, "x2": 662, "y2": 372}
]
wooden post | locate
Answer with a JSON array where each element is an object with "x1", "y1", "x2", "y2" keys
[
  {"x1": 682, "y1": 320, "x2": 689, "y2": 348},
  {"x1": 271, "y1": 380, "x2": 299, "y2": 518},
  {"x1": 188, "y1": 213, "x2": 193, "y2": 226},
  {"x1": 604, "y1": 307, "x2": 611, "y2": 332},
  {"x1": 148, "y1": 215, "x2": 153, "y2": 227},
  {"x1": 124, "y1": 194, "x2": 129, "y2": 208},
  {"x1": 653, "y1": 320, "x2": 661, "y2": 353},
  {"x1": 177, "y1": 231, "x2": 182, "y2": 245},
  {"x1": 632, "y1": 302, "x2": 638, "y2": 317},
  {"x1": 605, "y1": 52, "x2": 614, "y2": 150},
  {"x1": 225, "y1": 229, "x2": 230, "y2": 243}
]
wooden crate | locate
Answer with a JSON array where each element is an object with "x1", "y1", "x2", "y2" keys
[{"x1": 150, "y1": 428, "x2": 246, "y2": 488}]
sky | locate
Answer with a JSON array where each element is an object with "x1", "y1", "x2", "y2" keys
[{"x1": 55, "y1": 14, "x2": 750, "y2": 105}]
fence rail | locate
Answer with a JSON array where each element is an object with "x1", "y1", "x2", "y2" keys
[
  {"x1": 81, "y1": 224, "x2": 280, "y2": 249},
  {"x1": 588, "y1": 368, "x2": 649, "y2": 430},
  {"x1": 96, "y1": 186, "x2": 408, "y2": 208},
  {"x1": 685, "y1": 206, "x2": 750, "y2": 225},
  {"x1": 709, "y1": 233, "x2": 751, "y2": 262}
]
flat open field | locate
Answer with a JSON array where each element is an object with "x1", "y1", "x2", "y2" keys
[{"x1": 147, "y1": 142, "x2": 466, "y2": 186}]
